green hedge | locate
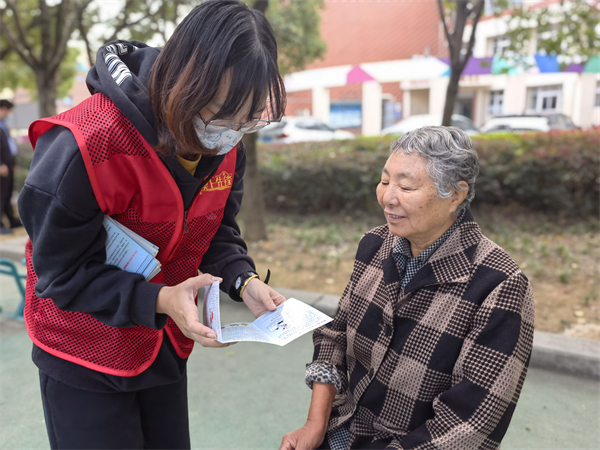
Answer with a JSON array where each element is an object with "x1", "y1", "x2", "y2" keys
[
  {"x1": 14, "y1": 130, "x2": 599, "y2": 217},
  {"x1": 260, "y1": 130, "x2": 600, "y2": 217}
]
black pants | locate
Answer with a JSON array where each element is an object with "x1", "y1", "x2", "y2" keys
[
  {"x1": 0, "y1": 170, "x2": 16, "y2": 225},
  {"x1": 39, "y1": 371, "x2": 191, "y2": 450}
]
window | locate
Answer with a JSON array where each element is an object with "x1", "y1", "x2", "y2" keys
[
  {"x1": 528, "y1": 85, "x2": 562, "y2": 112},
  {"x1": 535, "y1": 24, "x2": 561, "y2": 54},
  {"x1": 488, "y1": 90, "x2": 504, "y2": 116},
  {"x1": 491, "y1": 36, "x2": 510, "y2": 56},
  {"x1": 330, "y1": 103, "x2": 362, "y2": 129},
  {"x1": 595, "y1": 82, "x2": 600, "y2": 108},
  {"x1": 484, "y1": 0, "x2": 521, "y2": 17}
]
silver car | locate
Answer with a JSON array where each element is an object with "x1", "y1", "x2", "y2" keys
[
  {"x1": 381, "y1": 114, "x2": 479, "y2": 136},
  {"x1": 258, "y1": 117, "x2": 355, "y2": 144},
  {"x1": 481, "y1": 114, "x2": 577, "y2": 133}
]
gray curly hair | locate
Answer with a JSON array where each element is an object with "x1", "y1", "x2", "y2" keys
[{"x1": 390, "y1": 126, "x2": 479, "y2": 216}]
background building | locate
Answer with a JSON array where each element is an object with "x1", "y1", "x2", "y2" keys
[
  {"x1": 284, "y1": 0, "x2": 599, "y2": 133},
  {"x1": 284, "y1": 0, "x2": 447, "y2": 135}
]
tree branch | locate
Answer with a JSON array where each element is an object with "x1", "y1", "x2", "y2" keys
[
  {"x1": 77, "y1": 12, "x2": 95, "y2": 67},
  {"x1": 38, "y1": 0, "x2": 52, "y2": 65},
  {"x1": 458, "y1": 0, "x2": 485, "y2": 73},
  {"x1": 3, "y1": 0, "x2": 40, "y2": 66},
  {"x1": 451, "y1": 0, "x2": 469, "y2": 64},
  {"x1": 54, "y1": 0, "x2": 71, "y2": 56},
  {"x1": 0, "y1": 46, "x2": 12, "y2": 62},
  {"x1": 49, "y1": 0, "x2": 92, "y2": 72},
  {"x1": 105, "y1": 0, "x2": 156, "y2": 42},
  {"x1": 0, "y1": 19, "x2": 38, "y2": 68},
  {"x1": 437, "y1": 0, "x2": 452, "y2": 44}
]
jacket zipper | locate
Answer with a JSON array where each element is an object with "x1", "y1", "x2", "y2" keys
[{"x1": 170, "y1": 165, "x2": 219, "y2": 259}]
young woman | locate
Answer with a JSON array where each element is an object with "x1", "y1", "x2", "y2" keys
[{"x1": 19, "y1": 1, "x2": 286, "y2": 448}]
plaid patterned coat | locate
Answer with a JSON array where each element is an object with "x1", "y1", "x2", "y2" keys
[{"x1": 312, "y1": 210, "x2": 535, "y2": 449}]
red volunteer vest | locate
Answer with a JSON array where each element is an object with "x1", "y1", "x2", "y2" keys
[{"x1": 25, "y1": 93, "x2": 237, "y2": 376}]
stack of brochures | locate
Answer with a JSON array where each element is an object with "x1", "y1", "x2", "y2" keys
[{"x1": 103, "y1": 215, "x2": 161, "y2": 280}]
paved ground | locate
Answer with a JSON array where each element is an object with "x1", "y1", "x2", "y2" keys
[{"x1": 1, "y1": 269, "x2": 599, "y2": 449}]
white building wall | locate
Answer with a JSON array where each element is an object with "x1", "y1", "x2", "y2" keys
[
  {"x1": 361, "y1": 81, "x2": 383, "y2": 136},
  {"x1": 467, "y1": 1, "x2": 561, "y2": 58},
  {"x1": 576, "y1": 73, "x2": 600, "y2": 128},
  {"x1": 429, "y1": 78, "x2": 448, "y2": 117},
  {"x1": 503, "y1": 75, "x2": 528, "y2": 114},
  {"x1": 473, "y1": 88, "x2": 488, "y2": 126},
  {"x1": 411, "y1": 89, "x2": 430, "y2": 115},
  {"x1": 311, "y1": 86, "x2": 331, "y2": 124},
  {"x1": 402, "y1": 89, "x2": 412, "y2": 118},
  {"x1": 402, "y1": 71, "x2": 598, "y2": 129}
]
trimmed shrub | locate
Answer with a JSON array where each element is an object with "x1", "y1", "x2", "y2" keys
[
  {"x1": 261, "y1": 137, "x2": 389, "y2": 213},
  {"x1": 260, "y1": 130, "x2": 600, "y2": 217},
  {"x1": 14, "y1": 130, "x2": 599, "y2": 217},
  {"x1": 473, "y1": 131, "x2": 599, "y2": 215}
]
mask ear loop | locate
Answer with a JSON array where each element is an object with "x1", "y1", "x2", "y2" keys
[{"x1": 264, "y1": 269, "x2": 271, "y2": 285}]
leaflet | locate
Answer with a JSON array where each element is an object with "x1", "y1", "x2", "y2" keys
[
  {"x1": 202, "y1": 281, "x2": 333, "y2": 346},
  {"x1": 107, "y1": 218, "x2": 159, "y2": 255},
  {"x1": 103, "y1": 216, "x2": 161, "y2": 281}
]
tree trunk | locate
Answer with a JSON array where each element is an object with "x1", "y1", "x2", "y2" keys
[
  {"x1": 238, "y1": 0, "x2": 271, "y2": 242},
  {"x1": 37, "y1": 69, "x2": 59, "y2": 118},
  {"x1": 240, "y1": 132, "x2": 268, "y2": 242},
  {"x1": 442, "y1": 68, "x2": 461, "y2": 126}
]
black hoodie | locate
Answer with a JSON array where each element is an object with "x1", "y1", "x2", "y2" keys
[{"x1": 18, "y1": 41, "x2": 255, "y2": 392}]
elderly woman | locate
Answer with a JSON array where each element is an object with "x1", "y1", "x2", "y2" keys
[{"x1": 280, "y1": 127, "x2": 534, "y2": 450}]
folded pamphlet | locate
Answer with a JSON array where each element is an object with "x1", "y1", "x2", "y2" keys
[
  {"x1": 103, "y1": 215, "x2": 161, "y2": 281},
  {"x1": 202, "y1": 281, "x2": 334, "y2": 346}
]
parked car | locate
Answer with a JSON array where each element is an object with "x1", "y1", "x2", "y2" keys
[
  {"x1": 381, "y1": 114, "x2": 480, "y2": 136},
  {"x1": 258, "y1": 116, "x2": 355, "y2": 144},
  {"x1": 480, "y1": 113, "x2": 577, "y2": 133}
]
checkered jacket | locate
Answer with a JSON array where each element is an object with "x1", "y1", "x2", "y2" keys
[{"x1": 311, "y1": 209, "x2": 535, "y2": 449}]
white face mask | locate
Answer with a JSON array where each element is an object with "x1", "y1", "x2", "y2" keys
[{"x1": 193, "y1": 116, "x2": 243, "y2": 156}]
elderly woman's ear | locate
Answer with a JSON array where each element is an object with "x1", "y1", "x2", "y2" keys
[{"x1": 451, "y1": 181, "x2": 469, "y2": 211}]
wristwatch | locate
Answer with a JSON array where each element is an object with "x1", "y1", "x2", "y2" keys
[{"x1": 234, "y1": 271, "x2": 259, "y2": 297}]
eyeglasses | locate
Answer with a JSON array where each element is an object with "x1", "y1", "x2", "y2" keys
[{"x1": 198, "y1": 111, "x2": 273, "y2": 135}]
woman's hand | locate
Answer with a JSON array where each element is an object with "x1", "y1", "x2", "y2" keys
[
  {"x1": 279, "y1": 420, "x2": 327, "y2": 450},
  {"x1": 241, "y1": 278, "x2": 286, "y2": 318},
  {"x1": 156, "y1": 273, "x2": 233, "y2": 348}
]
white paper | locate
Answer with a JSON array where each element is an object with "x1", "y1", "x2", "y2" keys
[
  {"x1": 103, "y1": 216, "x2": 161, "y2": 281},
  {"x1": 202, "y1": 281, "x2": 224, "y2": 342},
  {"x1": 202, "y1": 281, "x2": 333, "y2": 346},
  {"x1": 221, "y1": 322, "x2": 273, "y2": 344}
]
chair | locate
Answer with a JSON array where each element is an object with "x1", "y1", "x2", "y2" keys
[{"x1": 0, "y1": 258, "x2": 26, "y2": 321}]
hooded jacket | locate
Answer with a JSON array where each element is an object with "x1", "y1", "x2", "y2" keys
[{"x1": 18, "y1": 41, "x2": 256, "y2": 391}]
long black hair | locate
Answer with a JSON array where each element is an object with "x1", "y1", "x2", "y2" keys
[{"x1": 149, "y1": 0, "x2": 286, "y2": 156}]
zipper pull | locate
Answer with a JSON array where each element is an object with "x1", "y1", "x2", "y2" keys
[{"x1": 184, "y1": 211, "x2": 189, "y2": 234}]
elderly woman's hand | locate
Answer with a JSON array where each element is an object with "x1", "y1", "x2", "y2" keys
[
  {"x1": 279, "y1": 421, "x2": 327, "y2": 450},
  {"x1": 241, "y1": 278, "x2": 286, "y2": 318},
  {"x1": 280, "y1": 382, "x2": 336, "y2": 450}
]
